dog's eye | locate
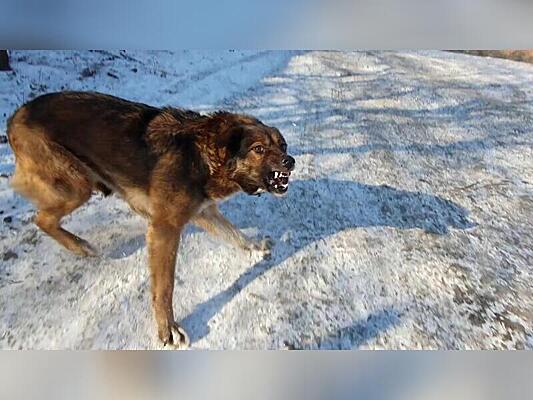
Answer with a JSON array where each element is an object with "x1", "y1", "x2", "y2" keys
[
  {"x1": 253, "y1": 145, "x2": 265, "y2": 154},
  {"x1": 280, "y1": 143, "x2": 287, "y2": 152}
]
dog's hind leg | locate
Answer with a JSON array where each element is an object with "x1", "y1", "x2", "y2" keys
[
  {"x1": 34, "y1": 200, "x2": 96, "y2": 257},
  {"x1": 191, "y1": 203, "x2": 273, "y2": 255},
  {"x1": 14, "y1": 167, "x2": 95, "y2": 256},
  {"x1": 10, "y1": 134, "x2": 96, "y2": 256}
]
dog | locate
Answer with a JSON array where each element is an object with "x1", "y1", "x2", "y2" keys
[{"x1": 7, "y1": 91, "x2": 295, "y2": 348}]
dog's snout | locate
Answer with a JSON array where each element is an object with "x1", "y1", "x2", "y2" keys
[{"x1": 282, "y1": 155, "x2": 295, "y2": 171}]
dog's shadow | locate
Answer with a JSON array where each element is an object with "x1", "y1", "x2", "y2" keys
[
  {"x1": 180, "y1": 178, "x2": 476, "y2": 344},
  {"x1": 108, "y1": 235, "x2": 146, "y2": 259}
]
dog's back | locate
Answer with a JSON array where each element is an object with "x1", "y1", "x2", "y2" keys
[{"x1": 10, "y1": 92, "x2": 162, "y2": 189}]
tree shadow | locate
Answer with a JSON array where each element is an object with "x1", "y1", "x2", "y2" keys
[
  {"x1": 180, "y1": 178, "x2": 475, "y2": 344},
  {"x1": 289, "y1": 136, "x2": 531, "y2": 158},
  {"x1": 247, "y1": 96, "x2": 531, "y2": 159},
  {"x1": 230, "y1": 62, "x2": 532, "y2": 164}
]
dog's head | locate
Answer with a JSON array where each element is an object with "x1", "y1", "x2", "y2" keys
[{"x1": 219, "y1": 116, "x2": 295, "y2": 196}]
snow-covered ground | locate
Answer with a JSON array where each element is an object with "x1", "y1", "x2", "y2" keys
[{"x1": 0, "y1": 50, "x2": 532, "y2": 349}]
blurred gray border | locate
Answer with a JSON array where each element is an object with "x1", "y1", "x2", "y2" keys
[
  {"x1": 0, "y1": 351, "x2": 532, "y2": 400},
  {"x1": 1, "y1": 1, "x2": 532, "y2": 48}
]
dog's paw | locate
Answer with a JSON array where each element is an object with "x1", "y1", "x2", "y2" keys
[{"x1": 159, "y1": 322, "x2": 190, "y2": 350}]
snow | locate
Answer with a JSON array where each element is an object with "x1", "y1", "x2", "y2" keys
[{"x1": 0, "y1": 50, "x2": 532, "y2": 349}]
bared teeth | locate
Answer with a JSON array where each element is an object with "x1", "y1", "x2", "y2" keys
[{"x1": 269, "y1": 170, "x2": 291, "y2": 192}]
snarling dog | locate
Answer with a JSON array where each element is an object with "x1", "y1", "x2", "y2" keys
[{"x1": 7, "y1": 91, "x2": 295, "y2": 348}]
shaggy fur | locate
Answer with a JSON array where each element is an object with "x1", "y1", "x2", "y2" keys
[{"x1": 7, "y1": 91, "x2": 295, "y2": 348}]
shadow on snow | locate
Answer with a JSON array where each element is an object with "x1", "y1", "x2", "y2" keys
[{"x1": 179, "y1": 178, "x2": 475, "y2": 345}]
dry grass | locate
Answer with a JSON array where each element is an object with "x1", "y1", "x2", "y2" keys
[{"x1": 451, "y1": 50, "x2": 533, "y2": 64}]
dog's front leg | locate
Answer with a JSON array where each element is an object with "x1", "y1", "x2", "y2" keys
[
  {"x1": 192, "y1": 204, "x2": 273, "y2": 255},
  {"x1": 146, "y1": 222, "x2": 189, "y2": 348}
]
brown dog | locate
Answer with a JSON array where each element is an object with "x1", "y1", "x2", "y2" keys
[{"x1": 7, "y1": 91, "x2": 295, "y2": 348}]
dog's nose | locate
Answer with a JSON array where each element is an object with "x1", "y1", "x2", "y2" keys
[{"x1": 282, "y1": 155, "x2": 295, "y2": 171}]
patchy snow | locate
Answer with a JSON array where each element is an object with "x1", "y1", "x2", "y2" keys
[{"x1": 0, "y1": 50, "x2": 532, "y2": 349}]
